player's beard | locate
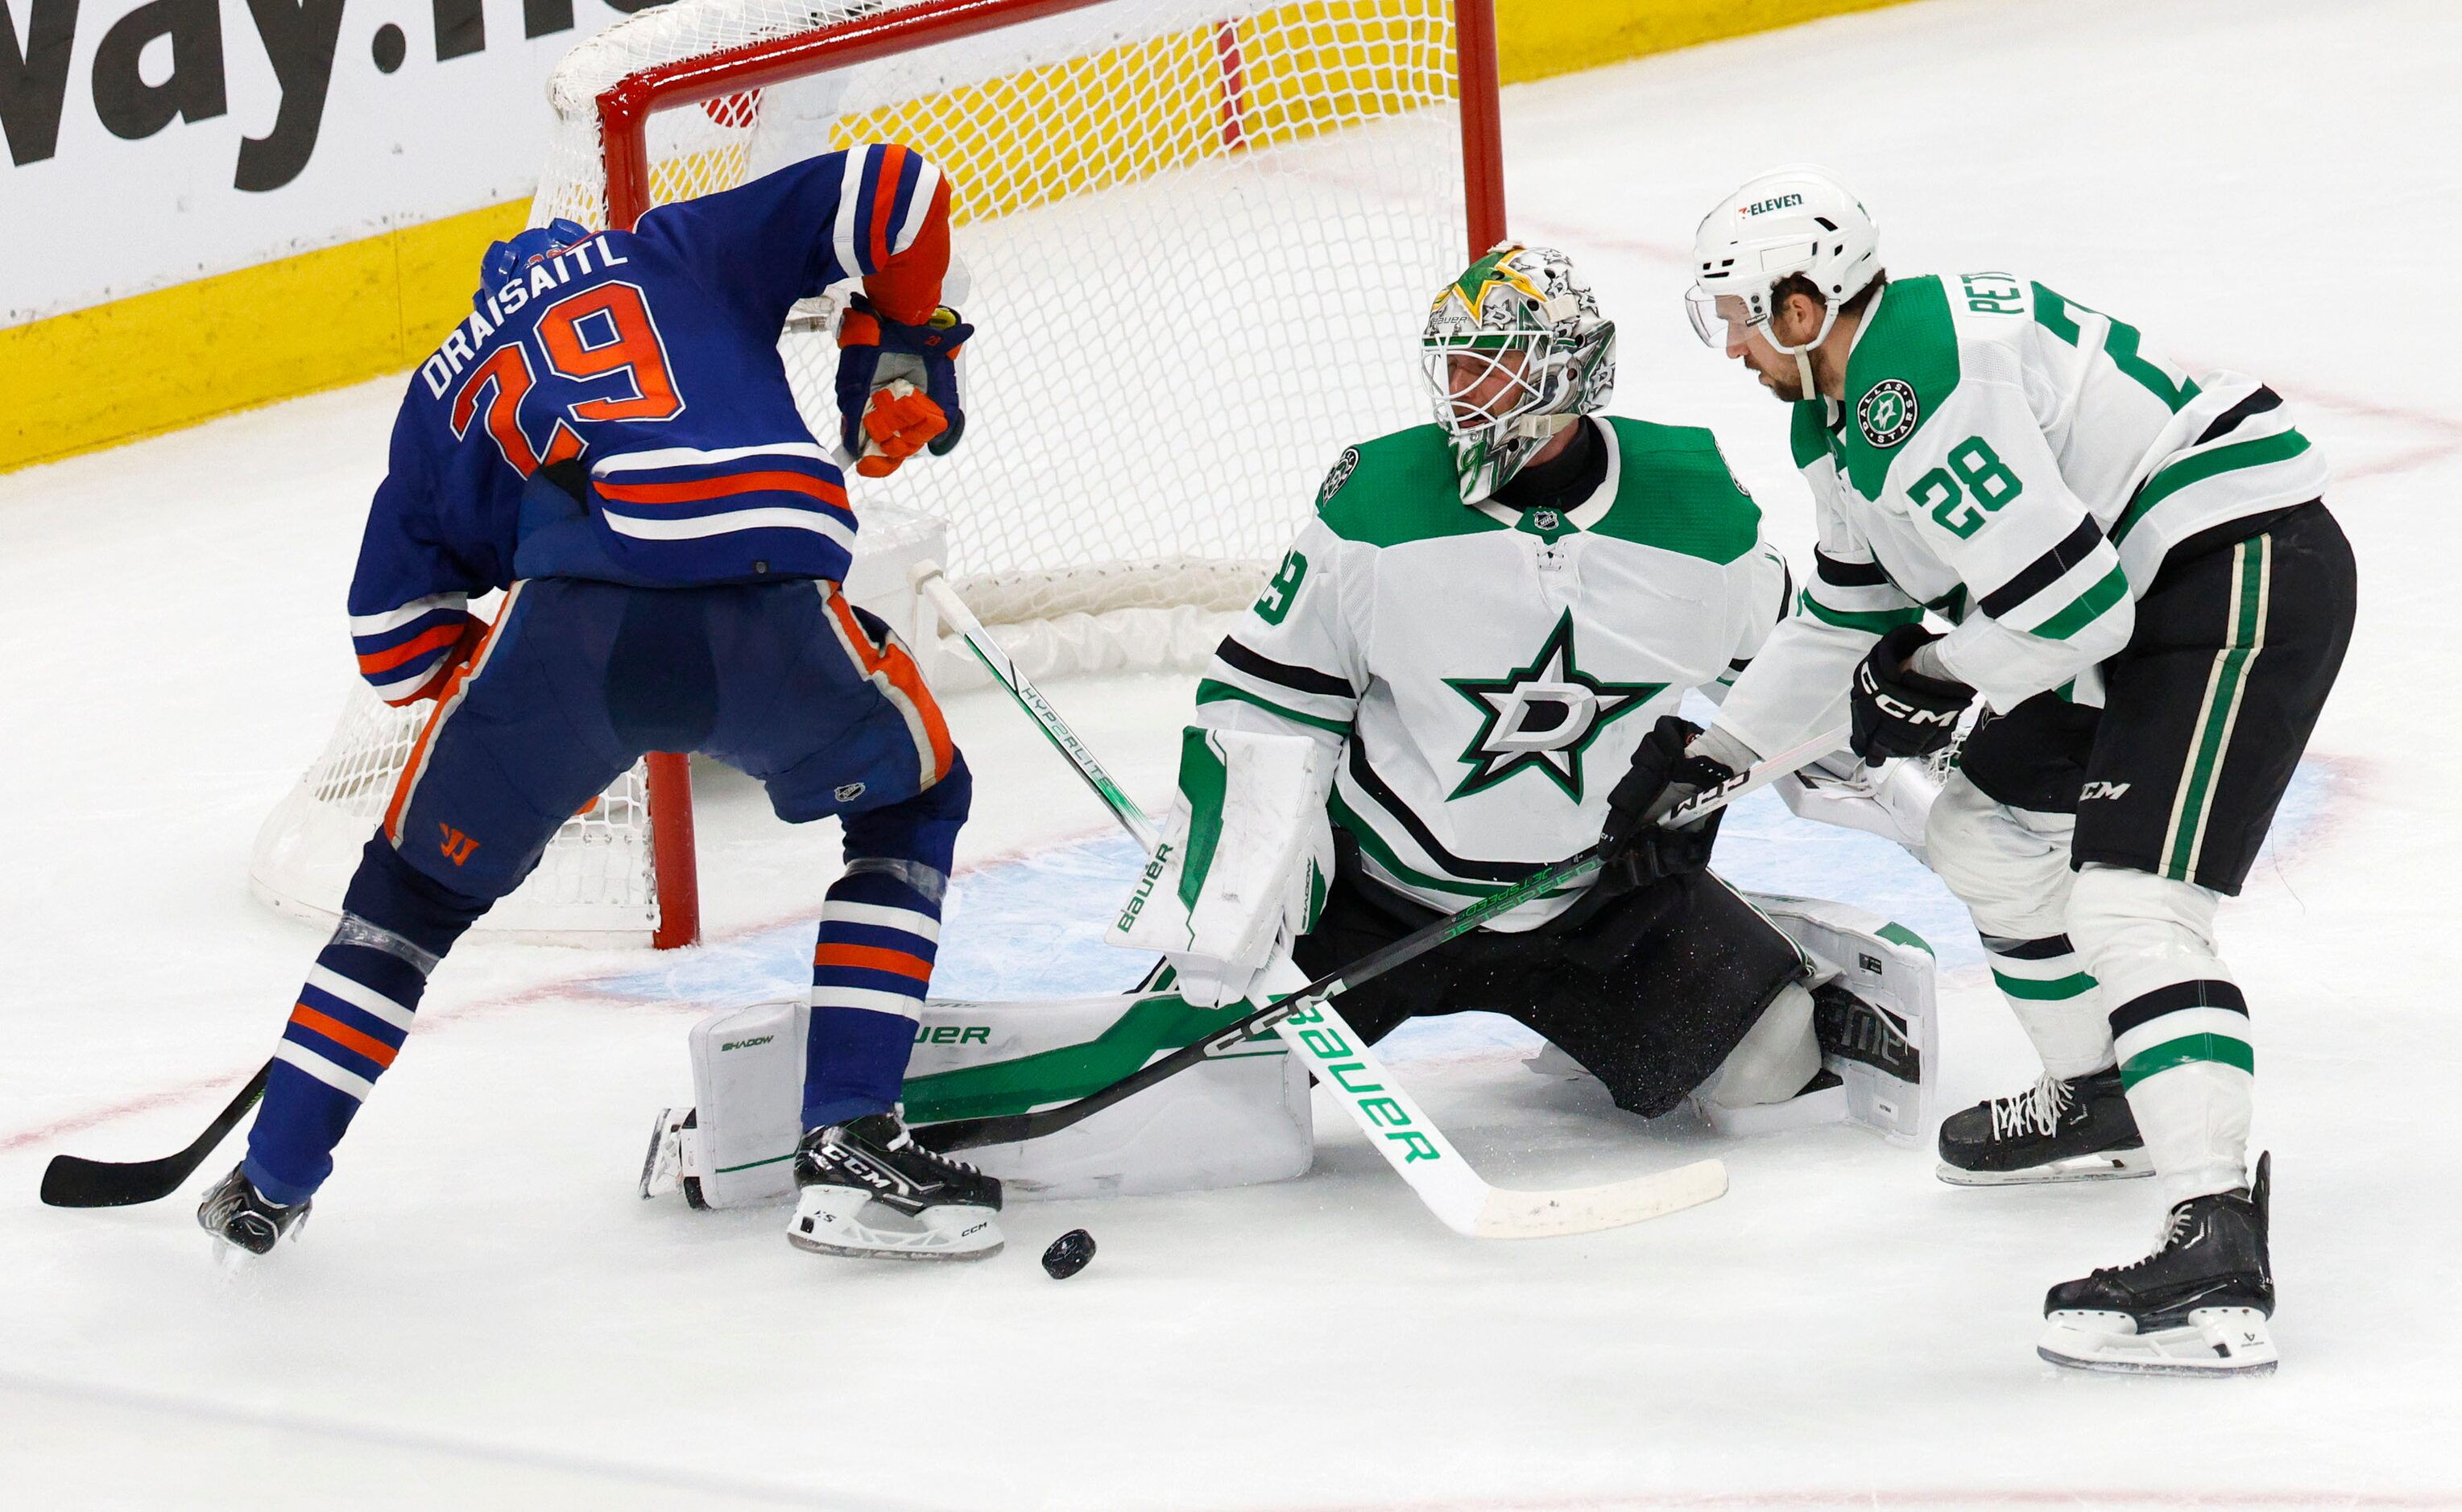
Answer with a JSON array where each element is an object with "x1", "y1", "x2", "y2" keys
[{"x1": 1752, "y1": 353, "x2": 1807, "y2": 404}]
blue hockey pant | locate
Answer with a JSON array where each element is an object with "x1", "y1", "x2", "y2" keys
[{"x1": 245, "y1": 577, "x2": 969, "y2": 1204}]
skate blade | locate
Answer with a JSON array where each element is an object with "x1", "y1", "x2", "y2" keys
[
  {"x1": 788, "y1": 1190, "x2": 1003, "y2": 1263},
  {"x1": 1935, "y1": 1146, "x2": 2154, "y2": 1188},
  {"x1": 2037, "y1": 1307, "x2": 2278, "y2": 1377},
  {"x1": 205, "y1": 1214, "x2": 304, "y2": 1266},
  {"x1": 639, "y1": 1106, "x2": 688, "y2": 1201}
]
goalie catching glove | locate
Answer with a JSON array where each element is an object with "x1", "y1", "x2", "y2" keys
[
  {"x1": 1107, "y1": 728, "x2": 1334, "y2": 1009},
  {"x1": 1850, "y1": 624, "x2": 1975, "y2": 766},
  {"x1": 834, "y1": 294, "x2": 972, "y2": 477}
]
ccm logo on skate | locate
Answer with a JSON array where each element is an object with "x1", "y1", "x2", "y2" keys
[
  {"x1": 1115, "y1": 842, "x2": 1173, "y2": 932},
  {"x1": 2080, "y1": 781, "x2": 2132, "y2": 801},
  {"x1": 438, "y1": 824, "x2": 478, "y2": 865}
]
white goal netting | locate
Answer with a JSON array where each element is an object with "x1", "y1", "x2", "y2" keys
[{"x1": 536, "y1": 0, "x2": 1474, "y2": 668}]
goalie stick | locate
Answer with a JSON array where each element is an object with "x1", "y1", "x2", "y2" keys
[
  {"x1": 907, "y1": 561, "x2": 1843, "y2": 1238},
  {"x1": 39, "y1": 1060, "x2": 272, "y2": 1208}
]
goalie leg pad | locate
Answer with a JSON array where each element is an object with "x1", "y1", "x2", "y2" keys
[
  {"x1": 656, "y1": 992, "x2": 1311, "y2": 1208},
  {"x1": 1743, "y1": 892, "x2": 1939, "y2": 1146},
  {"x1": 1690, "y1": 981, "x2": 1823, "y2": 1111}
]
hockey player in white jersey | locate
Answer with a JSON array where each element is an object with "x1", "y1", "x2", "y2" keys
[
  {"x1": 1119, "y1": 243, "x2": 1869, "y2": 1138},
  {"x1": 1675, "y1": 167, "x2": 2356, "y2": 1373}
]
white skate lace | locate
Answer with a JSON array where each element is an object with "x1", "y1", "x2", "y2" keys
[
  {"x1": 2100, "y1": 1206, "x2": 2195, "y2": 1277},
  {"x1": 1988, "y1": 1075, "x2": 2072, "y2": 1141},
  {"x1": 885, "y1": 1120, "x2": 982, "y2": 1175}
]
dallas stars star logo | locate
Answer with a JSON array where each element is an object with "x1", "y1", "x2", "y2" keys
[{"x1": 1443, "y1": 612, "x2": 1663, "y2": 801}]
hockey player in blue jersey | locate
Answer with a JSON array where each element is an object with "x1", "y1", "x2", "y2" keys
[{"x1": 198, "y1": 143, "x2": 1006, "y2": 1263}]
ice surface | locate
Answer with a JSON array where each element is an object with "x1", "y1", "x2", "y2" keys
[{"x1": 4, "y1": 0, "x2": 2458, "y2": 1506}]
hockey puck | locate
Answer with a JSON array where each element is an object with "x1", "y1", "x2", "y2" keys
[{"x1": 1041, "y1": 1229, "x2": 1096, "y2": 1279}]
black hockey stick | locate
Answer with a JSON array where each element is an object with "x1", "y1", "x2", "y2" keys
[
  {"x1": 912, "y1": 723, "x2": 1846, "y2": 1155},
  {"x1": 39, "y1": 1060, "x2": 272, "y2": 1208}
]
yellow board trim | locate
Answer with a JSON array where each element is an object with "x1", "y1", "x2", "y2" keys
[
  {"x1": 0, "y1": 199, "x2": 531, "y2": 472},
  {"x1": 2, "y1": 0, "x2": 1913, "y2": 473},
  {"x1": 1493, "y1": 0, "x2": 1918, "y2": 84}
]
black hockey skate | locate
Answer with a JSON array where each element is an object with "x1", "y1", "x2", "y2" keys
[
  {"x1": 2038, "y1": 1154, "x2": 2277, "y2": 1376},
  {"x1": 1935, "y1": 1066, "x2": 2149, "y2": 1185},
  {"x1": 788, "y1": 1111, "x2": 1003, "y2": 1262},
  {"x1": 197, "y1": 1164, "x2": 308, "y2": 1256}
]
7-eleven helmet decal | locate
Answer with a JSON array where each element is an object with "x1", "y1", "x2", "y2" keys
[{"x1": 1420, "y1": 242, "x2": 1617, "y2": 505}]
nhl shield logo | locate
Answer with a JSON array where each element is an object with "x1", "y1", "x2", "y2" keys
[{"x1": 1856, "y1": 378, "x2": 1918, "y2": 448}]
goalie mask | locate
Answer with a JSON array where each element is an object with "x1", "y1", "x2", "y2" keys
[{"x1": 1421, "y1": 242, "x2": 1616, "y2": 505}]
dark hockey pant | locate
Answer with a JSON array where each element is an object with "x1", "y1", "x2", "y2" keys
[{"x1": 1290, "y1": 859, "x2": 1806, "y2": 1119}]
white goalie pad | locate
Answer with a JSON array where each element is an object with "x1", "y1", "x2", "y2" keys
[
  {"x1": 641, "y1": 992, "x2": 1312, "y2": 1209},
  {"x1": 1744, "y1": 891, "x2": 1939, "y2": 1146},
  {"x1": 1109, "y1": 727, "x2": 1334, "y2": 1006}
]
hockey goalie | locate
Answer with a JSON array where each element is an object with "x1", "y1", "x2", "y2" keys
[{"x1": 1121, "y1": 242, "x2": 1939, "y2": 1140}]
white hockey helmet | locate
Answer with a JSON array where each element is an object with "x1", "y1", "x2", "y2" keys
[
  {"x1": 1421, "y1": 242, "x2": 1616, "y2": 505},
  {"x1": 1686, "y1": 166, "x2": 1881, "y2": 393}
]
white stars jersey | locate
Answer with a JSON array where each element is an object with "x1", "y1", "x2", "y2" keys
[
  {"x1": 1715, "y1": 273, "x2": 2329, "y2": 760},
  {"x1": 1192, "y1": 417, "x2": 1789, "y2": 929}
]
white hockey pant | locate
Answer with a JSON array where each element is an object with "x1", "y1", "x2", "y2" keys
[
  {"x1": 2068, "y1": 864, "x2": 2252, "y2": 1206},
  {"x1": 1924, "y1": 773, "x2": 2109, "y2": 1079}
]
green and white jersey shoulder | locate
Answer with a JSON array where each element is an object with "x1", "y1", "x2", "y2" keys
[
  {"x1": 1717, "y1": 272, "x2": 2328, "y2": 756},
  {"x1": 1193, "y1": 416, "x2": 1789, "y2": 929}
]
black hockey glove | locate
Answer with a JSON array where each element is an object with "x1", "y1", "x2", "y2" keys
[
  {"x1": 1595, "y1": 715, "x2": 1736, "y2": 895},
  {"x1": 1850, "y1": 624, "x2": 1975, "y2": 766}
]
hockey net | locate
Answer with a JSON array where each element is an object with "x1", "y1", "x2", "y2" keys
[{"x1": 252, "y1": 0, "x2": 1499, "y2": 948}]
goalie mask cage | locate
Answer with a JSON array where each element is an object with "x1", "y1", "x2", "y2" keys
[{"x1": 250, "y1": 0, "x2": 1504, "y2": 950}]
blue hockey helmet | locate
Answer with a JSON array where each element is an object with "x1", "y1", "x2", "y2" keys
[{"x1": 477, "y1": 218, "x2": 590, "y2": 306}]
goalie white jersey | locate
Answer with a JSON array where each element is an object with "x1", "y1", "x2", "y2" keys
[{"x1": 1194, "y1": 417, "x2": 1789, "y2": 929}]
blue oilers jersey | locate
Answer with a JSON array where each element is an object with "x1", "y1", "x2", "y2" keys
[{"x1": 346, "y1": 144, "x2": 949, "y2": 704}]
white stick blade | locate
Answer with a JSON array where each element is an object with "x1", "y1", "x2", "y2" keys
[{"x1": 1467, "y1": 1159, "x2": 1729, "y2": 1239}]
